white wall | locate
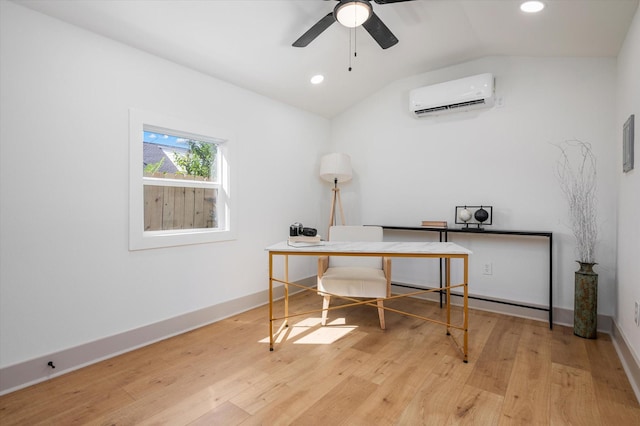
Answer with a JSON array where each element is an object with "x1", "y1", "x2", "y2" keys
[
  {"x1": 330, "y1": 56, "x2": 619, "y2": 317},
  {"x1": 0, "y1": 2, "x2": 328, "y2": 368},
  {"x1": 616, "y1": 6, "x2": 640, "y2": 366}
]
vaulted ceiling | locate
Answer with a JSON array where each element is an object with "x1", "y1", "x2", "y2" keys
[{"x1": 15, "y1": 0, "x2": 639, "y2": 118}]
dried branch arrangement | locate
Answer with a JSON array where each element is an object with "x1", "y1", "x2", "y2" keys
[{"x1": 555, "y1": 140, "x2": 598, "y2": 264}]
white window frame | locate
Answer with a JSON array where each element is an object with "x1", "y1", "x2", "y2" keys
[{"x1": 129, "y1": 109, "x2": 236, "y2": 250}]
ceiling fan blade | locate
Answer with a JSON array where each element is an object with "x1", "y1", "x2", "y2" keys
[
  {"x1": 373, "y1": 0, "x2": 413, "y2": 4},
  {"x1": 292, "y1": 13, "x2": 336, "y2": 47},
  {"x1": 362, "y1": 12, "x2": 398, "y2": 49}
]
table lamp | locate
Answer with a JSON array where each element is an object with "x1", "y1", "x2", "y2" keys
[{"x1": 320, "y1": 153, "x2": 352, "y2": 237}]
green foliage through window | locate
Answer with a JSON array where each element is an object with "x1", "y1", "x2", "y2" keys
[
  {"x1": 144, "y1": 157, "x2": 165, "y2": 174},
  {"x1": 174, "y1": 140, "x2": 217, "y2": 178}
]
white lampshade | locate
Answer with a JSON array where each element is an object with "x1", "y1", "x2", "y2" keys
[
  {"x1": 320, "y1": 153, "x2": 352, "y2": 183},
  {"x1": 335, "y1": 1, "x2": 372, "y2": 28}
]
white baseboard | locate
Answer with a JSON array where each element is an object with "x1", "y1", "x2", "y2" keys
[
  {"x1": 3, "y1": 277, "x2": 637, "y2": 405},
  {"x1": 0, "y1": 277, "x2": 316, "y2": 396},
  {"x1": 611, "y1": 320, "x2": 640, "y2": 403}
]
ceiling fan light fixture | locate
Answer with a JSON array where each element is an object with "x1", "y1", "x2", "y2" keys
[{"x1": 335, "y1": 0, "x2": 372, "y2": 28}]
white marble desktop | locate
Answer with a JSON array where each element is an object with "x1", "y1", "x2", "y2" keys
[{"x1": 266, "y1": 241, "x2": 472, "y2": 255}]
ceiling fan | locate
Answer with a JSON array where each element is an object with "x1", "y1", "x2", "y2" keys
[{"x1": 292, "y1": 0, "x2": 413, "y2": 50}]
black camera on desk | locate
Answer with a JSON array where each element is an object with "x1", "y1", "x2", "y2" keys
[{"x1": 289, "y1": 222, "x2": 317, "y2": 237}]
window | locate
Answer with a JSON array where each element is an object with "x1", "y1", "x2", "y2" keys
[{"x1": 129, "y1": 109, "x2": 235, "y2": 250}]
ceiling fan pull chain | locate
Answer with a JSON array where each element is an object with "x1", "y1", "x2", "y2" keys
[
  {"x1": 354, "y1": 25, "x2": 358, "y2": 58},
  {"x1": 348, "y1": 27, "x2": 359, "y2": 72},
  {"x1": 348, "y1": 27, "x2": 353, "y2": 71}
]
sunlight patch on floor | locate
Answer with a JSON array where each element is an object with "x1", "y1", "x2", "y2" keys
[
  {"x1": 259, "y1": 317, "x2": 357, "y2": 345},
  {"x1": 294, "y1": 324, "x2": 357, "y2": 344}
]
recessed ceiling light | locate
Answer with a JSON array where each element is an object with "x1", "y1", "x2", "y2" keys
[
  {"x1": 310, "y1": 74, "x2": 324, "y2": 85},
  {"x1": 520, "y1": 1, "x2": 545, "y2": 13}
]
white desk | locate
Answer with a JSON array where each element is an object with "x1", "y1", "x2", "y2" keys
[{"x1": 266, "y1": 241, "x2": 472, "y2": 362}]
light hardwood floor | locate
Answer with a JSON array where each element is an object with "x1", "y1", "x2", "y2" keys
[{"x1": 1, "y1": 291, "x2": 639, "y2": 425}]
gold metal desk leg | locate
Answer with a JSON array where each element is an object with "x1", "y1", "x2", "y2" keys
[
  {"x1": 284, "y1": 255, "x2": 289, "y2": 327},
  {"x1": 446, "y1": 257, "x2": 451, "y2": 336},
  {"x1": 269, "y1": 252, "x2": 274, "y2": 351},
  {"x1": 463, "y1": 254, "x2": 469, "y2": 363}
]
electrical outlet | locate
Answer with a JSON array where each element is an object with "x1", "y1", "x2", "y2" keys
[
  {"x1": 482, "y1": 263, "x2": 493, "y2": 275},
  {"x1": 635, "y1": 301, "x2": 640, "y2": 327}
]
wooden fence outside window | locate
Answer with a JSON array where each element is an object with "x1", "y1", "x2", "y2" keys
[{"x1": 144, "y1": 173, "x2": 217, "y2": 231}]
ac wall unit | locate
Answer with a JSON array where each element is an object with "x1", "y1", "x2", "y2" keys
[{"x1": 409, "y1": 73, "x2": 495, "y2": 117}]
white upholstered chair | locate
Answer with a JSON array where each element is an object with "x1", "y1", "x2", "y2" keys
[{"x1": 317, "y1": 226, "x2": 392, "y2": 329}]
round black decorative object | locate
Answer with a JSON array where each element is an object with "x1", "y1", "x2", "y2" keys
[{"x1": 474, "y1": 207, "x2": 489, "y2": 223}]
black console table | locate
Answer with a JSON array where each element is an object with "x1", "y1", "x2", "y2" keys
[{"x1": 378, "y1": 226, "x2": 553, "y2": 328}]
